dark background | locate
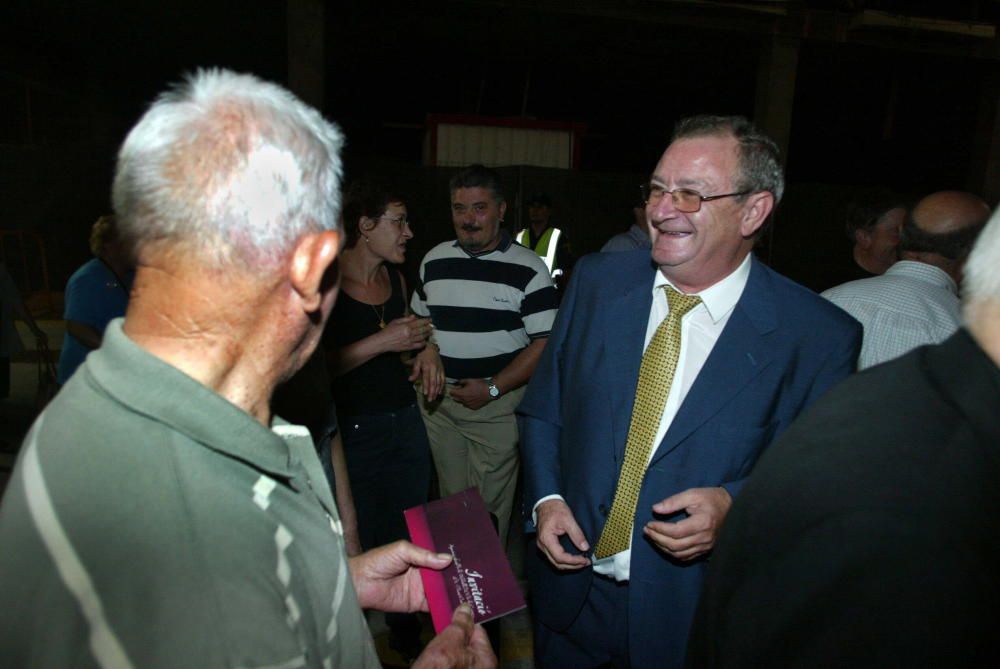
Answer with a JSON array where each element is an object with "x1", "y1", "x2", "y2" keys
[{"x1": 2, "y1": 0, "x2": 997, "y2": 294}]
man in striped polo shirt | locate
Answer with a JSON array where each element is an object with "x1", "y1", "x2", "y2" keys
[{"x1": 412, "y1": 164, "x2": 559, "y2": 547}]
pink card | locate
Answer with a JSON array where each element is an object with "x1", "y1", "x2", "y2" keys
[{"x1": 405, "y1": 487, "x2": 526, "y2": 633}]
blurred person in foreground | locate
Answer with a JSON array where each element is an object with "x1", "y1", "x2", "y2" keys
[
  {"x1": 687, "y1": 205, "x2": 1000, "y2": 667},
  {"x1": 0, "y1": 69, "x2": 493, "y2": 669},
  {"x1": 324, "y1": 183, "x2": 443, "y2": 658},
  {"x1": 56, "y1": 213, "x2": 133, "y2": 384}
]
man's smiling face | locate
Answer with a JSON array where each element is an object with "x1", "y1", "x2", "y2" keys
[{"x1": 647, "y1": 133, "x2": 760, "y2": 292}]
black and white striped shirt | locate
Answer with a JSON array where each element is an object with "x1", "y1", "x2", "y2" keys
[{"x1": 411, "y1": 231, "x2": 559, "y2": 380}]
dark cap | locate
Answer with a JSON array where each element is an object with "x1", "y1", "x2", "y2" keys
[{"x1": 527, "y1": 192, "x2": 551, "y2": 207}]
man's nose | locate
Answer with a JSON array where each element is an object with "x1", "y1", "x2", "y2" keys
[{"x1": 647, "y1": 193, "x2": 679, "y2": 222}]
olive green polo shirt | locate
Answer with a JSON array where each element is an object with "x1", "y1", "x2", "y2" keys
[{"x1": 0, "y1": 320, "x2": 379, "y2": 669}]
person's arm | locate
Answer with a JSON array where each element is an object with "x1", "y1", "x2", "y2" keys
[
  {"x1": 408, "y1": 342, "x2": 446, "y2": 401},
  {"x1": 328, "y1": 315, "x2": 431, "y2": 376},
  {"x1": 65, "y1": 320, "x2": 101, "y2": 350},
  {"x1": 329, "y1": 431, "x2": 362, "y2": 557},
  {"x1": 448, "y1": 338, "x2": 547, "y2": 410}
]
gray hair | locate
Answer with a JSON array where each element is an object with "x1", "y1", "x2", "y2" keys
[
  {"x1": 112, "y1": 69, "x2": 344, "y2": 270},
  {"x1": 962, "y1": 205, "x2": 1000, "y2": 320},
  {"x1": 672, "y1": 115, "x2": 785, "y2": 205}
]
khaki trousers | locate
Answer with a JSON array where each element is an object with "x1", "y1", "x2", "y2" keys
[{"x1": 419, "y1": 385, "x2": 525, "y2": 547}]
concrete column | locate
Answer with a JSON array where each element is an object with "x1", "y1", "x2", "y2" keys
[
  {"x1": 754, "y1": 37, "x2": 801, "y2": 165},
  {"x1": 287, "y1": 0, "x2": 325, "y2": 109},
  {"x1": 968, "y1": 71, "x2": 1000, "y2": 204}
]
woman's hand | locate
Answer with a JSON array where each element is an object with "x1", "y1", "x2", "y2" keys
[
  {"x1": 410, "y1": 344, "x2": 446, "y2": 401},
  {"x1": 379, "y1": 315, "x2": 432, "y2": 353}
]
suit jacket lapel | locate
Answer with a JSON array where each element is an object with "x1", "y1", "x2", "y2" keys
[
  {"x1": 649, "y1": 256, "x2": 778, "y2": 466},
  {"x1": 607, "y1": 256, "x2": 656, "y2": 463}
]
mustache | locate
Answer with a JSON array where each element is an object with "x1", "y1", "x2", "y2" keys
[{"x1": 461, "y1": 224, "x2": 481, "y2": 231}]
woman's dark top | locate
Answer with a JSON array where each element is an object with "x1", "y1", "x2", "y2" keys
[{"x1": 325, "y1": 267, "x2": 417, "y2": 416}]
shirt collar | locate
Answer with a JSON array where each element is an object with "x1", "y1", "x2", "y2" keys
[
  {"x1": 653, "y1": 253, "x2": 752, "y2": 323},
  {"x1": 886, "y1": 260, "x2": 958, "y2": 295},
  {"x1": 452, "y1": 229, "x2": 513, "y2": 257},
  {"x1": 86, "y1": 319, "x2": 299, "y2": 478}
]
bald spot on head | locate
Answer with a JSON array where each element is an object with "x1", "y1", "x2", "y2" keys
[{"x1": 911, "y1": 191, "x2": 991, "y2": 235}]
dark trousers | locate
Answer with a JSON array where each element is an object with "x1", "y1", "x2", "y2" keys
[
  {"x1": 534, "y1": 573, "x2": 631, "y2": 669},
  {"x1": 342, "y1": 402, "x2": 431, "y2": 648},
  {"x1": 340, "y1": 402, "x2": 432, "y2": 551}
]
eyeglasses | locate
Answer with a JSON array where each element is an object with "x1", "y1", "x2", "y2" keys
[
  {"x1": 640, "y1": 182, "x2": 750, "y2": 213},
  {"x1": 378, "y1": 215, "x2": 411, "y2": 229}
]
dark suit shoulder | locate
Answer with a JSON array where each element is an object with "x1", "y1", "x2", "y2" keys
[
  {"x1": 574, "y1": 248, "x2": 651, "y2": 275},
  {"x1": 570, "y1": 249, "x2": 653, "y2": 293},
  {"x1": 752, "y1": 259, "x2": 861, "y2": 335}
]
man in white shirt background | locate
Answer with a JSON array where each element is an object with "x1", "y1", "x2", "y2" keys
[{"x1": 823, "y1": 190, "x2": 990, "y2": 369}]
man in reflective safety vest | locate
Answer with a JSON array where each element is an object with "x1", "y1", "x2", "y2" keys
[{"x1": 516, "y1": 192, "x2": 576, "y2": 291}]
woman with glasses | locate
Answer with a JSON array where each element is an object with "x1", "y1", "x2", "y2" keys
[{"x1": 322, "y1": 183, "x2": 443, "y2": 659}]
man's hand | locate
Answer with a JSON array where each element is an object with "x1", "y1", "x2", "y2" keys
[
  {"x1": 535, "y1": 499, "x2": 591, "y2": 570},
  {"x1": 448, "y1": 378, "x2": 491, "y2": 410},
  {"x1": 349, "y1": 540, "x2": 451, "y2": 612},
  {"x1": 413, "y1": 604, "x2": 497, "y2": 669},
  {"x1": 409, "y1": 344, "x2": 446, "y2": 401},
  {"x1": 643, "y1": 487, "x2": 732, "y2": 561},
  {"x1": 380, "y1": 316, "x2": 433, "y2": 353}
]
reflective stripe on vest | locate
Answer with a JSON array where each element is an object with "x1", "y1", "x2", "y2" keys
[{"x1": 516, "y1": 227, "x2": 562, "y2": 276}]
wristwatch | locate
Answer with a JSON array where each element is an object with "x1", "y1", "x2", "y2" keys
[{"x1": 486, "y1": 378, "x2": 501, "y2": 399}]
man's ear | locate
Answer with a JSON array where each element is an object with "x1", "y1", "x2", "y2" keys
[
  {"x1": 740, "y1": 191, "x2": 775, "y2": 238},
  {"x1": 499, "y1": 200, "x2": 508, "y2": 222},
  {"x1": 856, "y1": 227, "x2": 873, "y2": 249},
  {"x1": 289, "y1": 230, "x2": 341, "y2": 312}
]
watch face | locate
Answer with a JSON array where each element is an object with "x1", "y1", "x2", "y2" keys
[{"x1": 489, "y1": 384, "x2": 500, "y2": 397}]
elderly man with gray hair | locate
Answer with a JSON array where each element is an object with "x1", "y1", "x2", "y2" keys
[
  {"x1": 688, "y1": 204, "x2": 1000, "y2": 667},
  {"x1": 0, "y1": 70, "x2": 493, "y2": 669}
]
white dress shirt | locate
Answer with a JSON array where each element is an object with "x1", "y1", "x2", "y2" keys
[{"x1": 533, "y1": 254, "x2": 751, "y2": 581}]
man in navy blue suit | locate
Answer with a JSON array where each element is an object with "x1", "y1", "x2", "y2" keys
[{"x1": 518, "y1": 115, "x2": 862, "y2": 669}]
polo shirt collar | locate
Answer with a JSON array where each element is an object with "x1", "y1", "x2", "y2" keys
[
  {"x1": 86, "y1": 320, "x2": 299, "y2": 478},
  {"x1": 653, "y1": 252, "x2": 752, "y2": 323}
]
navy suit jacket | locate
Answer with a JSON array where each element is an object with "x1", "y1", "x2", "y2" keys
[{"x1": 518, "y1": 249, "x2": 862, "y2": 669}]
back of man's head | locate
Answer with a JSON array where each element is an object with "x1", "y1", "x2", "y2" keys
[
  {"x1": 899, "y1": 191, "x2": 990, "y2": 269},
  {"x1": 449, "y1": 164, "x2": 504, "y2": 202},
  {"x1": 112, "y1": 69, "x2": 344, "y2": 271}
]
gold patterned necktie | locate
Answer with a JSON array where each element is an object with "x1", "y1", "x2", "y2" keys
[{"x1": 593, "y1": 285, "x2": 702, "y2": 559}]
